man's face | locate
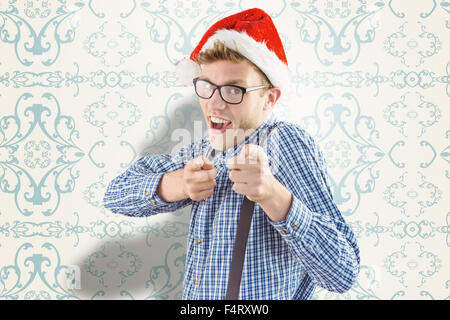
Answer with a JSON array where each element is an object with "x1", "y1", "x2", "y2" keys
[{"x1": 198, "y1": 59, "x2": 271, "y2": 151}]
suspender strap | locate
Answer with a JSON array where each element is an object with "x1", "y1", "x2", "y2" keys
[{"x1": 225, "y1": 196, "x2": 255, "y2": 300}]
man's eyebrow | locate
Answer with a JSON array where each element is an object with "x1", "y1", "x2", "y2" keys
[
  {"x1": 199, "y1": 77, "x2": 247, "y2": 86},
  {"x1": 226, "y1": 79, "x2": 247, "y2": 86}
]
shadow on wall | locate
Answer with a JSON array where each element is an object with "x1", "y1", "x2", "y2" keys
[
  {"x1": 137, "y1": 93, "x2": 207, "y2": 157},
  {"x1": 73, "y1": 94, "x2": 205, "y2": 299},
  {"x1": 73, "y1": 212, "x2": 190, "y2": 300}
]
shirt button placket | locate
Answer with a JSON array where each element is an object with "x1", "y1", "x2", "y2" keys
[{"x1": 194, "y1": 199, "x2": 207, "y2": 297}]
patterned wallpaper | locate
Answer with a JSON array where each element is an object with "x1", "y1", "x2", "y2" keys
[{"x1": 0, "y1": 0, "x2": 448, "y2": 300}]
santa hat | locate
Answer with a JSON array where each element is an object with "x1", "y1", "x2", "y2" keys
[{"x1": 176, "y1": 8, "x2": 290, "y2": 95}]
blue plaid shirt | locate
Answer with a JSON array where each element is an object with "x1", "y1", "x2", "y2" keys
[{"x1": 103, "y1": 112, "x2": 360, "y2": 299}]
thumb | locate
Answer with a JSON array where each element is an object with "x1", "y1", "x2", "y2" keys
[
  {"x1": 201, "y1": 156, "x2": 215, "y2": 170},
  {"x1": 190, "y1": 156, "x2": 206, "y2": 171},
  {"x1": 239, "y1": 144, "x2": 258, "y2": 164},
  {"x1": 190, "y1": 156, "x2": 214, "y2": 171}
]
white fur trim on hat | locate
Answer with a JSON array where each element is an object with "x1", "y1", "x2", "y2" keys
[
  {"x1": 201, "y1": 29, "x2": 291, "y2": 95},
  {"x1": 176, "y1": 58, "x2": 202, "y2": 86}
]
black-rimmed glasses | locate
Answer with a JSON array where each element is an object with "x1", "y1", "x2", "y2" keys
[{"x1": 193, "y1": 77, "x2": 269, "y2": 104}]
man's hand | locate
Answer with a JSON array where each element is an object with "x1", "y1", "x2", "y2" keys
[
  {"x1": 183, "y1": 156, "x2": 217, "y2": 201},
  {"x1": 226, "y1": 144, "x2": 275, "y2": 203}
]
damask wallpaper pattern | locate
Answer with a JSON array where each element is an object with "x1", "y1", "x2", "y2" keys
[{"x1": 0, "y1": 0, "x2": 448, "y2": 300}]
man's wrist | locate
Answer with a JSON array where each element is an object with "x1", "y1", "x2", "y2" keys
[
  {"x1": 156, "y1": 168, "x2": 188, "y2": 203},
  {"x1": 258, "y1": 176, "x2": 293, "y2": 222}
]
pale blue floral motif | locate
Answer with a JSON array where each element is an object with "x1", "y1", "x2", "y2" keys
[
  {"x1": 0, "y1": 93, "x2": 84, "y2": 216},
  {"x1": 390, "y1": 220, "x2": 436, "y2": 241},
  {"x1": 0, "y1": 0, "x2": 84, "y2": 66},
  {"x1": 23, "y1": 290, "x2": 51, "y2": 300},
  {"x1": 83, "y1": 91, "x2": 142, "y2": 138},
  {"x1": 84, "y1": 21, "x2": 141, "y2": 68},
  {"x1": 84, "y1": 241, "x2": 142, "y2": 288},
  {"x1": 23, "y1": 0, "x2": 51, "y2": 19},
  {"x1": 300, "y1": 92, "x2": 383, "y2": 216},
  {"x1": 87, "y1": 140, "x2": 137, "y2": 170},
  {"x1": 141, "y1": 1, "x2": 235, "y2": 64},
  {"x1": 142, "y1": 220, "x2": 189, "y2": 247},
  {"x1": 292, "y1": 62, "x2": 450, "y2": 98},
  {"x1": 324, "y1": 0, "x2": 351, "y2": 19},
  {"x1": 292, "y1": 0, "x2": 384, "y2": 66},
  {"x1": 442, "y1": 1, "x2": 450, "y2": 28},
  {"x1": 384, "y1": 22, "x2": 441, "y2": 67},
  {"x1": 83, "y1": 173, "x2": 108, "y2": 209},
  {"x1": 383, "y1": 171, "x2": 442, "y2": 218},
  {"x1": 0, "y1": 212, "x2": 189, "y2": 248},
  {"x1": 0, "y1": 243, "x2": 79, "y2": 300},
  {"x1": 324, "y1": 140, "x2": 351, "y2": 168},
  {"x1": 387, "y1": 0, "x2": 449, "y2": 20},
  {"x1": 174, "y1": 0, "x2": 201, "y2": 19},
  {"x1": 314, "y1": 265, "x2": 389, "y2": 300},
  {"x1": 88, "y1": 0, "x2": 137, "y2": 19},
  {"x1": 23, "y1": 140, "x2": 51, "y2": 169},
  {"x1": 0, "y1": 63, "x2": 177, "y2": 97},
  {"x1": 144, "y1": 93, "x2": 203, "y2": 155},
  {"x1": 384, "y1": 242, "x2": 441, "y2": 288},
  {"x1": 442, "y1": 130, "x2": 450, "y2": 179},
  {"x1": 363, "y1": 212, "x2": 390, "y2": 247},
  {"x1": 357, "y1": 212, "x2": 449, "y2": 247},
  {"x1": 89, "y1": 220, "x2": 134, "y2": 240},
  {"x1": 384, "y1": 92, "x2": 441, "y2": 138},
  {"x1": 10, "y1": 220, "x2": 64, "y2": 238},
  {"x1": 145, "y1": 242, "x2": 186, "y2": 300}
]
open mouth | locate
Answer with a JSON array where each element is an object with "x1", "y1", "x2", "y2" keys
[{"x1": 209, "y1": 116, "x2": 233, "y2": 133}]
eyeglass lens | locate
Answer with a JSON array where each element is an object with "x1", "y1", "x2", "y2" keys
[{"x1": 195, "y1": 80, "x2": 243, "y2": 104}]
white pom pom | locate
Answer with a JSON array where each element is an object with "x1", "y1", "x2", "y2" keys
[{"x1": 175, "y1": 58, "x2": 201, "y2": 86}]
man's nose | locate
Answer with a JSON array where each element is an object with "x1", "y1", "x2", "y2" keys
[{"x1": 208, "y1": 88, "x2": 227, "y2": 110}]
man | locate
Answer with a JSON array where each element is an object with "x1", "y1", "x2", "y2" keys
[{"x1": 103, "y1": 8, "x2": 360, "y2": 300}]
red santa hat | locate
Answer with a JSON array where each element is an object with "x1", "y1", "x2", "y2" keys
[{"x1": 176, "y1": 8, "x2": 290, "y2": 95}]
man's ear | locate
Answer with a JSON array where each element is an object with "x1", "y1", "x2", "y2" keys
[{"x1": 263, "y1": 87, "x2": 281, "y2": 110}]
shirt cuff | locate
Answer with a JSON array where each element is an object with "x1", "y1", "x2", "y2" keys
[
  {"x1": 138, "y1": 172, "x2": 172, "y2": 206},
  {"x1": 267, "y1": 194, "x2": 313, "y2": 242}
]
